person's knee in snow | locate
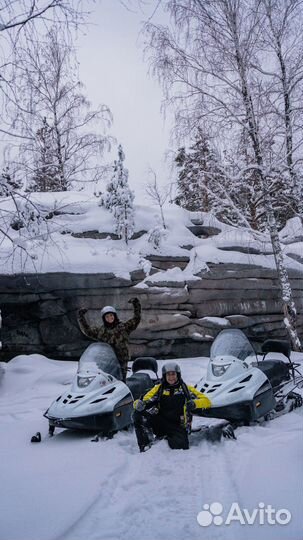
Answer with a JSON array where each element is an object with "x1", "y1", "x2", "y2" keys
[{"x1": 133, "y1": 361, "x2": 211, "y2": 451}]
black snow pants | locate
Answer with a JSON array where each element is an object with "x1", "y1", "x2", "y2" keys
[{"x1": 133, "y1": 410, "x2": 189, "y2": 450}]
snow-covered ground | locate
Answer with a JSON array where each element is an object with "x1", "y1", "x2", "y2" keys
[{"x1": 0, "y1": 353, "x2": 302, "y2": 540}]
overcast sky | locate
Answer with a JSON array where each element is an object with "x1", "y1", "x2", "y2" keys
[{"x1": 76, "y1": 1, "x2": 174, "y2": 201}]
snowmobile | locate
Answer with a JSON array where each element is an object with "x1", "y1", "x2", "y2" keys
[
  {"x1": 193, "y1": 328, "x2": 303, "y2": 439},
  {"x1": 35, "y1": 342, "x2": 159, "y2": 441}
]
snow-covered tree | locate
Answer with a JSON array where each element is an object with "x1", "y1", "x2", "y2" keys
[
  {"x1": 174, "y1": 130, "x2": 253, "y2": 228},
  {"x1": 259, "y1": 0, "x2": 303, "y2": 202},
  {"x1": 27, "y1": 118, "x2": 61, "y2": 192},
  {"x1": 175, "y1": 130, "x2": 217, "y2": 212},
  {"x1": 9, "y1": 27, "x2": 112, "y2": 191},
  {"x1": 0, "y1": 2, "x2": 87, "y2": 140},
  {"x1": 175, "y1": 130, "x2": 229, "y2": 214},
  {"x1": 145, "y1": 168, "x2": 169, "y2": 230},
  {"x1": 144, "y1": 0, "x2": 302, "y2": 350},
  {"x1": 148, "y1": 225, "x2": 167, "y2": 251},
  {"x1": 0, "y1": 162, "x2": 53, "y2": 266},
  {"x1": 102, "y1": 145, "x2": 135, "y2": 244},
  {"x1": 0, "y1": 166, "x2": 21, "y2": 197}
]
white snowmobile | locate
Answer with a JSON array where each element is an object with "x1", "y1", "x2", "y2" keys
[
  {"x1": 194, "y1": 328, "x2": 303, "y2": 439},
  {"x1": 33, "y1": 342, "x2": 158, "y2": 441}
]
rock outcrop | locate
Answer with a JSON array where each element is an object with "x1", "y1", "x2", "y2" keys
[
  {"x1": 1, "y1": 199, "x2": 302, "y2": 361},
  {"x1": 1, "y1": 260, "x2": 302, "y2": 361}
]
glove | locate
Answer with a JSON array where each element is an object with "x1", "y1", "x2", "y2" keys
[
  {"x1": 78, "y1": 308, "x2": 88, "y2": 317},
  {"x1": 128, "y1": 297, "x2": 140, "y2": 306},
  {"x1": 134, "y1": 399, "x2": 146, "y2": 412},
  {"x1": 187, "y1": 400, "x2": 196, "y2": 413}
]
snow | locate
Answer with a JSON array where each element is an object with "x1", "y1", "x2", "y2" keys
[
  {"x1": 0, "y1": 353, "x2": 302, "y2": 540},
  {"x1": 199, "y1": 316, "x2": 231, "y2": 327},
  {"x1": 1, "y1": 191, "x2": 302, "y2": 279},
  {"x1": 279, "y1": 217, "x2": 303, "y2": 244},
  {"x1": 145, "y1": 267, "x2": 186, "y2": 283}
]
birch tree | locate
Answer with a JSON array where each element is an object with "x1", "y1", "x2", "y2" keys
[
  {"x1": 144, "y1": 0, "x2": 302, "y2": 349},
  {"x1": 12, "y1": 27, "x2": 112, "y2": 190},
  {"x1": 146, "y1": 167, "x2": 169, "y2": 229},
  {"x1": 0, "y1": 1, "x2": 88, "y2": 140},
  {"x1": 259, "y1": 0, "x2": 303, "y2": 217}
]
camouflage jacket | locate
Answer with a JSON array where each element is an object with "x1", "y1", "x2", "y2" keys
[{"x1": 78, "y1": 301, "x2": 141, "y2": 367}]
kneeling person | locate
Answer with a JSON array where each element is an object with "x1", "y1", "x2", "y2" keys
[{"x1": 133, "y1": 361, "x2": 211, "y2": 452}]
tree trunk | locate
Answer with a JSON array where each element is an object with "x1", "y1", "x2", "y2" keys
[
  {"x1": 231, "y1": 10, "x2": 302, "y2": 350},
  {"x1": 263, "y1": 179, "x2": 302, "y2": 350},
  {"x1": 53, "y1": 111, "x2": 66, "y2": 191}
]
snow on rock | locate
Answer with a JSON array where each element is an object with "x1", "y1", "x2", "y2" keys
[
  {"x1": 190, "y1": 331, "x2": 207, "y2": 341},
  {"x1": 279, "y1": 216, "x2": 303, "y2": 244},
  {"x1": 1, "y1": 190, "x2": 302, "y2": 278},
  {"x1": 197, "y1": 316, "x2": 231, "y2": 328},
  {"x1": 145, "y1": 267, "x2": 186, "y2": 283},
  {"x1": 1, "y1": 191, "x2": 303, "y2": 361},
  {"x1": 284, "y1": 242, "x2": 303, "y2": 264}
]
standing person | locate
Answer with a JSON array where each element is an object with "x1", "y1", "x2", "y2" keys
[
  {"x1": 77, "y1": 297, "x2": 141, "y2": 382},
  {"x1": 133, "y1": 361, "x2": 212, "y2": 452}
]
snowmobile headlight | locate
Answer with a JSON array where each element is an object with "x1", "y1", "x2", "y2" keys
[
  {"x1": 77, "y1": 376, "x2": 96, "y2": 388},
  {"x1": 212, "y1": 363, "x2": 231, "y2": 377}
]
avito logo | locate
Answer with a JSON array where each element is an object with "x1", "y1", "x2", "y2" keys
[{"x1": 197, "y1": 502, "x2": 292, "y2": 527}]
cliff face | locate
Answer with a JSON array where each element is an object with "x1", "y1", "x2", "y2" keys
[
  {"x1": 1, "y1": 194, "x2": 302, "y2": 360},
  {"x1": 1, "y1": 261, "x2": 302, "y2": 361}
]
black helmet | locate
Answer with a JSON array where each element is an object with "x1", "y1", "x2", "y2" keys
[{"x1": 162, "y1": 361, "x2": 181, "y2": 379}]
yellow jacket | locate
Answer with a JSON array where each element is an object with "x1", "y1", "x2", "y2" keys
[
  {"x1": 141, "y1": 383, "x2": 211, "y2": 409},
  {"x1": 134, "y1": 382, "x2": 211, "y2": 429}
]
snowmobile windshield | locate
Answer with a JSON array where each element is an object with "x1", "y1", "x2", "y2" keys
[
  {"x1": 78, "y1": 343, "x2": 122, "y2": 380},
  {"x1": 210, "y1": 329, "x2": 256, "y2": 363}
]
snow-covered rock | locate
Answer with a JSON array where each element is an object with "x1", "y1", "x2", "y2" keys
[{"x1": 1, "y1": 192, "x2": 303, "y2": 360}]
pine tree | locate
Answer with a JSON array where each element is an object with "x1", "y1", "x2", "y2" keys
[
  {"x1": 175, "y1": 129, "x2": 247, "y2": 226},
  {"x1": 175, "y1": 131, "x2": 216, "y2": 211},
  {"x1": 28, "y1": 118, "x2": 62, "y2": 192},
  {"x1": 102, "y1": 145, "x2": 135, "y2": 244}
]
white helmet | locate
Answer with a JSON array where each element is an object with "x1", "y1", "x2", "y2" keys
[
  {"x1": 100, "y1": 306, "x2": 117, "y2": 317},
  {"x1": 162, "y1": 361, "x2": 181, "y2": 377}
]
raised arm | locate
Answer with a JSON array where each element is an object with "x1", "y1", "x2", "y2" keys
[
  {"x1": 124, "y1": 297, "x2": 141, "y2": 334},
  {"x1": 77, "y1": 308, "x2": 102, "y2": 341}
]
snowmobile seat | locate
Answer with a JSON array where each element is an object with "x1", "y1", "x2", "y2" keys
[
  {"x1": 256, "y1": 360, "x2": 290, "y2": 388},
  {"x1": 126, "y1": 372, "x2": 155, "y2": 401},
  {"x1": 132, "y1": 357, "x2": 158, "y2": 376},
  {"x1": 261, "y1": 339, "x2": 291, "y2": 360}
]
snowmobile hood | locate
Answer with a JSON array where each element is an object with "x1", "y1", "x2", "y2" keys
[
  {"x1": 45, "y1": 342, "x2": 130, "y2": 421},
  {"x1": 46, "y1": 375, "x2": 131, "y2": 419},
  {"x1": 78, "y1": 342, "x2": 122, "y2": 381},
  {"x1": 196, "y1": 329, "x2": 268, "y2": 407}
]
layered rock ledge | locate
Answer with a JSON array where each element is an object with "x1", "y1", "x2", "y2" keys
[{"x1": 1, "y1": 261, "x2": 302, "y2": 361}]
